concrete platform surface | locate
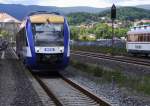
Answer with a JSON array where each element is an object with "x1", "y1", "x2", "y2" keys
[{"x1": 0, "y1": 48, "x2": 55, "y2": 106}]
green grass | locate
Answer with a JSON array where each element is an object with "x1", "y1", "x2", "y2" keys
[
  {"x1": 71, "y1": 60, "x2": 150, "y2": 95},
  {"x1": 71, "y1": 45, "x2": 127, "y2": 55}
]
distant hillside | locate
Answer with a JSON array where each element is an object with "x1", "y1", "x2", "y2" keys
[
  {"x1": 68, "y1": 7, "x2": 150, "y2": 25},
  {"x1": 137, "y1": 5, "x2": 150, "y2": 10},
  {"x1": 99, "y1": 7, "x2": 150, "y2": 20},
  {"x1": 0, "y1": 4, "x2": 104, "y2": 20},
  {"x1": 60, "y1": 6, "x2": 106, "y2": 14},
  {"x1": 67, "y1": 12, "x2": 99, "y2": 25},
  {"x1": 0, "y1": 4, "x2": 150, "y2": 21}
]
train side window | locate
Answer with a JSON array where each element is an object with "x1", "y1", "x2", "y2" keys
[
  {"x1": 133, "y1": 34, "x2": 136, "y2": 42},
  {"x1": 143, "y1": 34, "x2": 147, "y2": 42},
  {"x1": 138, "y1": 34, "x2": 143, "y2": 42},
  {"x1": 129, "y1": 34, "x2": 138, "y2": 42},
  {"x1": 138, "y1": 34, "x2": 140, "y2": 42},
  {"x1": 25, "y1": 36, "x2": 28, "y2": 46},
  {"x1": 130, "y1": 34, "x2": 137, "y2": 42},
  {"x1": 21, "y1": 28, "x2": 28, "y2": 47},
  {"x1": 148, "y1": 34, "x2": 150, "y2": 42},
  {"x1": 18, "y1": 31, "x2": 22, "y2": 50},
  {"x1": 145, "y1": 34, "x2": 148, "y2": 42},
  {"x1": 142, "y1": 35, "x2": 144, "y2": 42},
  {"x1": 127, "y1": 35, "x2": 130, "y2": 42},
  {"x1": 128, "y1": 34, "x2": 133, "y2": 42},
  {"x1": 24, "y1": 28, "x2": 28, "y2": 46},
  {"x1": 145, "y1": 33, "x2": 148, "y2": 42},
  {"x1": 135, "y1": 34, "x2": 138, "y2": 42},
  {"x1": 129, "y1": 33, "x2": 150, "y2": 42}
]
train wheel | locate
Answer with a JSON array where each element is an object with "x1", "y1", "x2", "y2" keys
[
  {"x1": 132, "y1": 53, "x2": 137, "y2": 56},
  {"x1": 145, "y1": 54, "x2": 149, "y2": 57},
  {"x1": 127, "y1": 52, "x2": 136, "y2": 56}
]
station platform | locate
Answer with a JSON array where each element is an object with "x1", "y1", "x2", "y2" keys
[{"x1": 0, "y1": 48, "x2": 54, "y2": 106}]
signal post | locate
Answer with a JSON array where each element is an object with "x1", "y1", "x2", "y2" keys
[{"x1": 111, "y1": 4, "x2": 116, "y2": 47}]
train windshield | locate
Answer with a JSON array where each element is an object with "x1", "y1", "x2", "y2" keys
[{"x1": 32, "y1": 23, "x2": 64, "y2": 46}]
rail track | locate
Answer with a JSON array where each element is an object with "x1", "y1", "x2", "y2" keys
[
  {"x1": 9, "y1": 46, "x2": 111, "y2": 106},
  {"x1": 33, "y1": 72, "x2": 111, "y2": 106},
  {"x1": 71, "y1": 50, "x2": 150, "y2": 67}
]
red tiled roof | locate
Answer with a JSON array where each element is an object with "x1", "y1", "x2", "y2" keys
[
  {"x1": 141, "y1": 20, "x2": 150, "y2": 23},
  {"x1": 0, "y1": 12, "x2": 20, "y2": 23}
]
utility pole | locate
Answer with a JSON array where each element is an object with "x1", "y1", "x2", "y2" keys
[{"x1": 111, "y1": 4, "x2": 116, "y2": 47}]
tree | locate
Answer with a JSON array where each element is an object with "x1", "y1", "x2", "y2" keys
[
  {"x1": 115, "y1": 28, "x2": 128, "y2": 38},
  {"x1": 94, "y1": 23, "x2": 112, "y2": 39},
  {"x1": 70, "y1": 26, "x2": 79, "y2": 40},
  {"x1": 0, "y1": 30, "x2": 9, "y2": 38}
]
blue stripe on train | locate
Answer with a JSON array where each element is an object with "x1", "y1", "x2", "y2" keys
[
  {"x1": 63, "y1": 18, "x2": 70, "y2": 66},
  {"x1": 25, "y1": 17, "x2": 36, "y2": 66}
]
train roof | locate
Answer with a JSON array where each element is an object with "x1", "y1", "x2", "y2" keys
[
  {"x1": 128, "y1": 25, "x2": 150, "y2": 35},
  {"x1": 19, "y1": 12, "x2": 65, "y2": 30},
  {"x1": 29, "y1": 13, "x2": 64, "y2": 23}
]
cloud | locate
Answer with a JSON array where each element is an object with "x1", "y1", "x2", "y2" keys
[
  {"x1": 0, "y1": 0, "x2": 40, "y2": 5},
  {"x1": 0, "y1": 0, "x2": 149, "y2": 7},
  {"x1": 37, "y1": 0, "x2": 112, "y2": 8},
  {"x1": 116, "y1": 0, "x2": 150, "y2": 6}
]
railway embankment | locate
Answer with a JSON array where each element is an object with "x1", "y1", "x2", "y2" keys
[
  {"x1": 70, "y1": 52, "x2": 150, "y2": 106},
  {"x1": 71, "y1": 45, "x2": 127, "y2": 56},
  {"x1": 71, "y1": 51, "x2": 150, "y2": 76}
]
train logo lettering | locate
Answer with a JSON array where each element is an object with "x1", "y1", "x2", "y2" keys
[{"x1": 44, "y1": 48, "x2": 55, "y2": 51}]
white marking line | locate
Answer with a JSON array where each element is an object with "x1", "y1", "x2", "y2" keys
[
  {"x1": 11, "y1": 48, "x2": 19, "y2": 59},
  {"x1": 1, "y1": 51, "x2": 5, "y2": 59}
]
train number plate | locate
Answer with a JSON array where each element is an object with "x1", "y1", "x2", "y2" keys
[
  {"x1": 44, "y1": 48, "x2": 55, "y2": 51},
  {"x1": 135, "y1": 45, "x2": 141, "y2": 49}
]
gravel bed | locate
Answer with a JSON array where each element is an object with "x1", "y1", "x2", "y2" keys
[
  {"x1": 62, "y1": 66, "x2": 150, "y2": 106},
  {"x1": 42, "y1": 77, "x2": 99, "y2": 106}
]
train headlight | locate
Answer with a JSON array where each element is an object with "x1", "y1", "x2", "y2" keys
[{"x1": 37, "y1": 49, "x2": 39, "y2": 53}]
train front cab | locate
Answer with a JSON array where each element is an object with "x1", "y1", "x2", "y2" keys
[{"x1": 17, "y1": 14, "x2": 70, "y2": 69}]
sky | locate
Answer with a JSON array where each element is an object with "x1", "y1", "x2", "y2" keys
[{"x1": 0, "y1": 0, "x2": 149, "y2": 8}]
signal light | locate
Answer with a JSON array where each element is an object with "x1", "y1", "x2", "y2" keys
[{"x1": 111, "y1": 4, "x2": 116, "y2": 20}]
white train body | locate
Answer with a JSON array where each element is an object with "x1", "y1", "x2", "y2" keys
[{"x1": 127, "y1": 25, "x2": 150, "y2": 54}]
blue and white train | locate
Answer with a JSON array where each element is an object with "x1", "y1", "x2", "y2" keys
[{"x1": 16, "y1": 11, "x2": 70, "y2": 69}]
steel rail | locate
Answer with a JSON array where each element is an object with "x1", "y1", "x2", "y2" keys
[
  {"x1": 60, "y1": 73, "x2": 111, "y2": 106},
  {"x1": 34, "y1": 75, "x2": 63, "y2": 106},
  {"x1": 33, "y1": 72, "x2": 111, "y2": 106},
  {"x1": 71, "y1": 50, "x2": 150, "y2": 67}
]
